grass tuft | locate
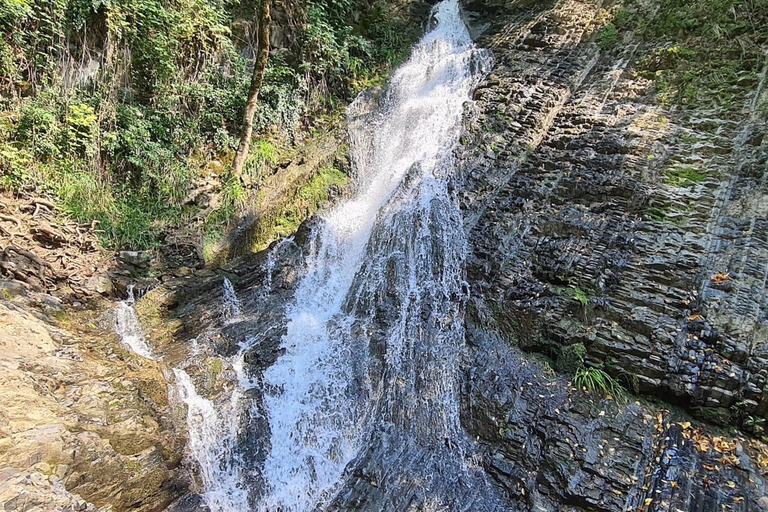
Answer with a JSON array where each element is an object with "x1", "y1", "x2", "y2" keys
[{"x1": 574, "y1": 366, "x2": 626, "y2": 401}]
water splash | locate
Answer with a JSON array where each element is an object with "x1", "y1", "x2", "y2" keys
[
  {"x1": 221, "y1": 277, "x2": 242, "y2": 320},
  {"x1": 173, "y1": 369, "x2": 247, "y2": 510},
  {"x1": 257, "y1": 1, "x2": 492, "y2": 509},
  {"x1": 114, "y1": 285, "x2": 155, "y2": 359}
]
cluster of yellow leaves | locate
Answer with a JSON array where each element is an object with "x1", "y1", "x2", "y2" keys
[
  {"x1": 692, "y1": 431, "x2": 740, "y2": 466},
  {"x1": 679, "y1": 423, "x2": 741, "y2": 467},
  {"x1": 748, "y1": 439, "x2": 768, "y2": 476},
  {"x1": 711, "y1": 272, "x2": 732, "y2": 285}
]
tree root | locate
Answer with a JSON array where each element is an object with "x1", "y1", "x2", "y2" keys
[
  {"x1": 31, "y1": 198, "x2": 56, "y2": 210},
  {"x1": 2, "y1": 245, "x2": 55, "y2": 280},
  {"x1": 31, "y1": 225, "x2": 67, "y2": 247},
  {"x1": 0, "y1": 214, "x2": 22, "y2": 228}
]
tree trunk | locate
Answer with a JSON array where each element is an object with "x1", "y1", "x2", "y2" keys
[{"x1": 231, "y1": 0, "x2": 271, "y2": 179}]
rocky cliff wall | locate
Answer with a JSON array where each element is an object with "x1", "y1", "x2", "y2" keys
[
  {"x1": 455, "y1": 0, "x2": 768, "y2": 509},
  {"x1": 0, "y1": 287, "x2": 187, "y2": 512}
]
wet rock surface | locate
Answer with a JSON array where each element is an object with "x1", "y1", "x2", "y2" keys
[
  {"x1": 455, "y1": 0, "x2": 768, "y2": 508},
  {"x1": 134, "y1": 227, "x2": 313, "y2": 508}
]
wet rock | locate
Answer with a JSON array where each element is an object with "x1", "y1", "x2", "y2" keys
[
  {"x1": 118, "y1": 250, "x2": 152, "y2": 268},
  {"x1": 458, "y1": 0, "x2": 768, "y2": 432},
  {"x1": 0, "y1": 301, "x2": 185, "y2": 511},
  {"x1": 83, "y1": 273, "x2": 113, "y2": 296}
]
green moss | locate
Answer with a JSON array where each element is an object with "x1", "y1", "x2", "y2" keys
[
  {"x1": 125, "y1": 459, "x2": 144, "y2": 473},
  {"x1": 299, "y1": 164, "x2": 347, "y2": 204},
  {"x1": 626, "y1": 0, "x2": 768, "y2": 112},
  {"x1": 205, "y1": 357, "x2": 224, "y2": 390},
  {"x1": 665, "y1": 165, "x2": 706, "y2": 187},
  {"x1": 572, "y1": 287, "x2": 590, "y2": 308},
  {"x1": 248, "y1": 162, "x2": 348, "y2": 252},
  {"x1": 556, "y1": 343, "x2": 587, "y2": 374}
]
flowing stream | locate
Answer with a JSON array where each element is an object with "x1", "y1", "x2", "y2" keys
[
  {"x1": 114, "y1": 285, "x2": 155, "y2": 359},
  {"x1": 180, "y1": 1, "x2": 495, "y2": 509}
]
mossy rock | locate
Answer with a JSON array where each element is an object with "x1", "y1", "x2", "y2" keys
[{"x1": 555, "y1": 342, "x2": 587, "y2": 374}]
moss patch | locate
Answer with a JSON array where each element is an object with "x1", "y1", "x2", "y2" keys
[
  {"x1": 665, "y1": 165, "x2": 706, "y2": 187},
  {"x1": 249, "y1": 160, "x2": 349, "y2": 252}
]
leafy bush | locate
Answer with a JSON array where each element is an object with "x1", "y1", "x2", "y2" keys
[
  {"x1": 598, "y1": 23, "x2": 619, "y2": 50},
  {"x1": 0, "y1": 0, "x2": 424, "y2": 251}
]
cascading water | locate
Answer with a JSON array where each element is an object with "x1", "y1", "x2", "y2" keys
[
  {"x1": 114, "y1": 285, "x2": 155, "y2": 359},
  {"x1": 180, "y1": 1, "x2": 499, "y2": 510},
  {"x1": 174, "y1": 368, "x2": 248, "y2": 511},
  {"x1": 257, "y1": 1, "x2": 493, "y2": 509},
  {"x1": 221, "y1": 277, "x2": 242, "y2": 320}
]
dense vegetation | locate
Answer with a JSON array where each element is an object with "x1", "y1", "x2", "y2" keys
[
  {"x1": 0, "y1": 0, "x2": 422, "y2": 252},
  {"x1": 608, "y1": 0, "x2": 768, "y2": 112}
]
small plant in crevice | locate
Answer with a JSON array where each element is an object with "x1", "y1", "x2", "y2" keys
[
  {"x1": 572, "y1": 287, "x2": 590, "y2": 307},
  {"x1": 598, "y1": 23, "x2": 619, "y2": 51},
  {"x1": 573, "y1": 365, "x2": 626, "y2": 401},
  {"x1": 616, "y1": 370, "x2": 640, "y2": 395},
  {"x1": 572, "y1": 286, "x2": 591, "y2": 322},
  {"x1": 664, "y1": 165, "x2": 706, "y2": 187}
]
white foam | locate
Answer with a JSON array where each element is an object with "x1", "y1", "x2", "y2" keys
[
  {"x1": 257, "y1": 1, "x2": 491, "y2": 509},
  {"x1": 114, "y1": 285, "x2": 155, "y2": 360}
]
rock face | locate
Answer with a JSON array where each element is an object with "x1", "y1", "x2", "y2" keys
[
  {"x1": 459, "y1": 0, "x2": 768, "y2": 426},
  {"x1": 453, "y1": 0, "x2": 768, "y2": 508},
  {"x1": 0, "y1": 292, "x2": 186, "y2": 512}
]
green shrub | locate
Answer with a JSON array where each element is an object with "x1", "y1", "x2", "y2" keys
[
  {"x1": 598, "y1": 23, "x2": 619, "y2": 50},
  {"x1": 0, "y1": 0, "x2": 424, "y2": 252},
  {"x1": 65, "y1": 103, "x2": 97, "y2": 156}
]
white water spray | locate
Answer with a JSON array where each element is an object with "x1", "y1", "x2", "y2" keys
[
  {"x1": 221, "y1": 277, "x2": 242, "y2": 320},
  {"x1": 114, "y1": 285, "x2": 155, "y2": 359},
  {"x1": 174, "y1": 368, "x2": 248, "y2": 510},
  {"x1": 257, "y1": 1, "x2": 491, "y2": 509}
]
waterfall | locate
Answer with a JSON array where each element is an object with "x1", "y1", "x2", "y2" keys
[
  {"x1": 257, "y1": 1, "x2": 492, "y2": 509},
  {"x1": 221, "y1": 277, "x2": 242, "y2": 320},
  {"x1": 114, "y1": 285, "x2": 155, "y2": 360},
  {"x1": 177, "y1": 1, "x2": 494, "y2": 509}
]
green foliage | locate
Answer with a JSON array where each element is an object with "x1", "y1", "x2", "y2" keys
[
  {"x1": 572, "y1": 287, "x2": 590, "y2": 308},
  {"x1": 201, "y1": 174, "x2": 245, "y2": 258},
  {"x1": 0, "y1": 0, "x2": 423, "y2": 250},
  {"x1": 0, "y1": 143, "x2": 34, "y2": 191},
  {"x1": 598, "y1": 23, "x2": 619, "y2": 50},
  {"x1": 574, "y1": 366, "x2": 625, "y2": 399},
  {"x1": 299, "y1": 163, "x2": 346, "y2": 204},
  {"x1": 625, "y1": 0, "x2": 768, "y2": 111},
  {"x1": 65, "y1": 103, "x2": 97, "y2": 156},
  {"x1": 302, "y1": 0, "x2": 419, "y2": 100}
]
